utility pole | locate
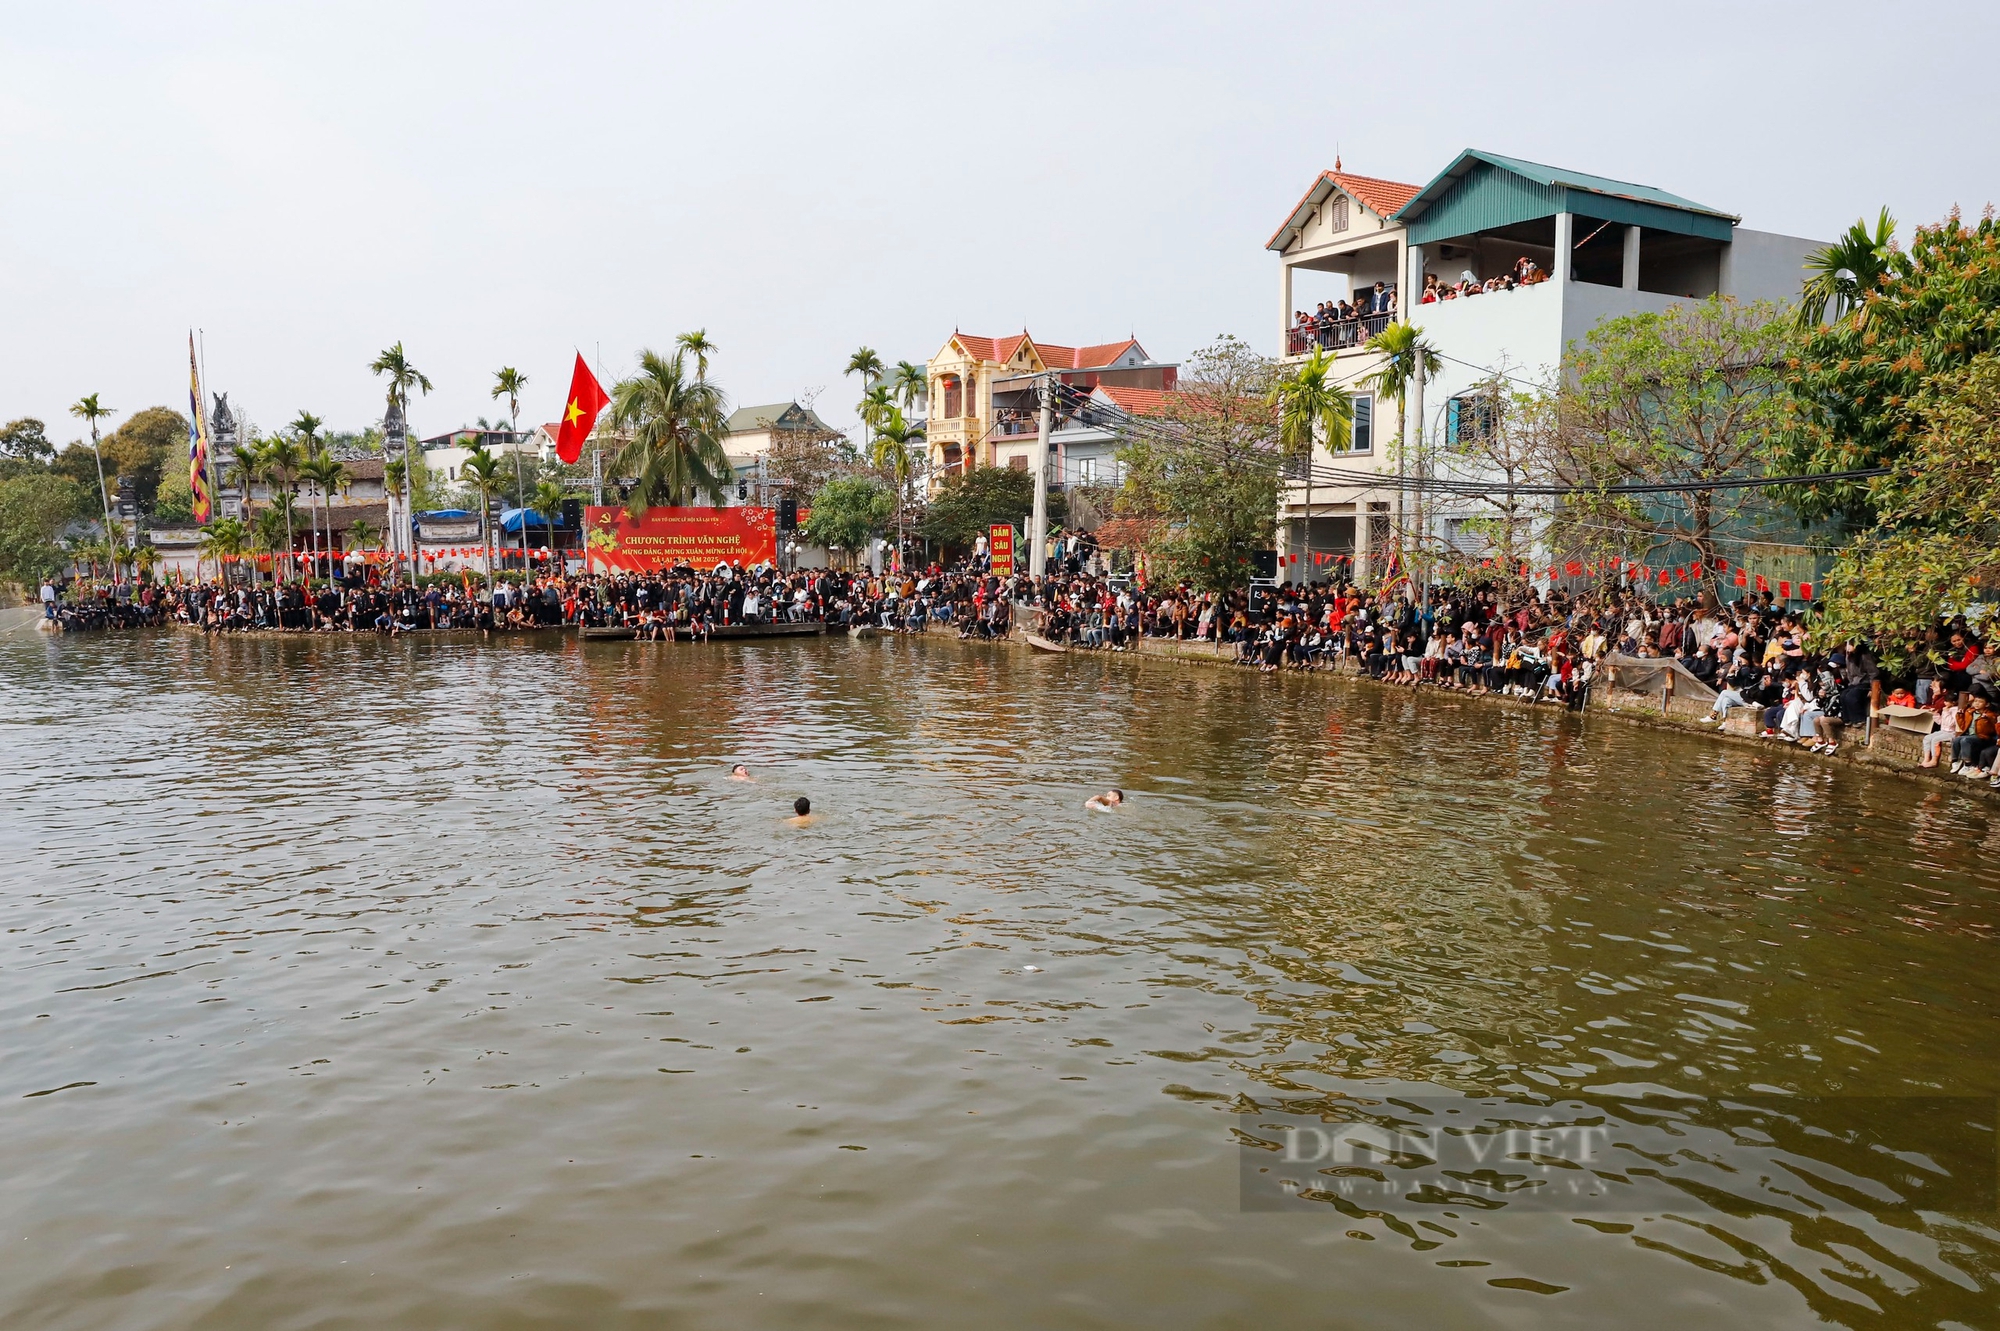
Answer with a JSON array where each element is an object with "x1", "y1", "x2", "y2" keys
[
  {"x1": 592, "y1": 448, "x2": 604, "y2": 507},
  {"x1": 1028, "y1": 373, "x2": 1051, "y2": 579}
]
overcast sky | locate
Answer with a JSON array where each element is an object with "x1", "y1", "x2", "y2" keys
[{"x1": 3, "y1": 1, "x2": 1993, "y2": 447}]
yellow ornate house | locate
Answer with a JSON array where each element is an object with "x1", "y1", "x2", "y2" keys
[{"x1": 924, "y1": 331, "x2": 1173, "y2": 490}]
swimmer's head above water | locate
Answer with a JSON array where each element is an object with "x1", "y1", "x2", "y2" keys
[
  {"x1": 729, "y1": 764, "x2": 752, "y2": 781},
  {"x1": 1084, "y1": 788, "x2": 1124, "y2": 810}
]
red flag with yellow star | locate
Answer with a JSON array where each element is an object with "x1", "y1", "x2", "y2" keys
[{"x1": 554, "y1": 353, "x2": 610, "y2": 464}]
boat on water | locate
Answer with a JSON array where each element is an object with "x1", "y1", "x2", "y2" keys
[{"x1": 1023, "y1": 632, "x2": 1067, "y2": 654}]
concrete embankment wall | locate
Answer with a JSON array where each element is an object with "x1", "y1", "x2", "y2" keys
[
  {"x1": 0, "y1": 606, "x2": 46, "y2": 635},
  {"x1": 1013, "y1": 627, "x2": 1996, "y2": 805}
]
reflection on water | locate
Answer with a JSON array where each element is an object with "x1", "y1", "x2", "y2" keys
[{"x1": 1, "y1": 631, "x2": 1996, "y2": 1329}]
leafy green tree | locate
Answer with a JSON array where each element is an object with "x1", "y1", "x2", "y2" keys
[
  {"x1": 1775, "y1": 207, "x2": 2000, "y2": 524},
  {"x1": 0, "y1": 473, "x2": 89, "y2": 584},
  {"x1": 1115, "y1": 335, "x2": 1275, "y2": 591},
  {"x1": 1811, "y1": 353, "x2": 2000, "y2": 658},
  {"x1": 804, "y1": 476, "x2": 893, "y2": 558},
  {"x1": 0, "y1": 418, "x2": 54, "y2": 472},
  {"x1": 1541, "y1": 297, "x2": 1795, "y2": 576},
  {"x1": 153, "y1": 464, "x2": 196, "y2": 524},
  {"x1": 918, "y1": 460, "x2": 1065, "y2": 550},
  {"x1": 606, "y1": 346, "x2": 733, "y2": 514},
  {"x1": 1270, "y1": 347, "x2": 1351, "y2": 574},
  {"x1": 99, "y1": 406, "x2": 190, "y2": 512}
]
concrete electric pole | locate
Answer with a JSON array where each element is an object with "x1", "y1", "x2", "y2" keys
[{"x1": 1028, "y1": 373, "x2": 1052, "y2": 579}]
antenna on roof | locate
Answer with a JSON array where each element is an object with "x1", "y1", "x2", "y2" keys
[{"x1": 1335, "y1": 153, "x2": 1342, "y2": 172}]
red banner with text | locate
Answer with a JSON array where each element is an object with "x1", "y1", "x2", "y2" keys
[
  {"x1": 584, "y1": 506, "x2": 777, "y2": 572},
  {"x1": 989, "y1": 524, "x2": 1014, "y2": 578}
]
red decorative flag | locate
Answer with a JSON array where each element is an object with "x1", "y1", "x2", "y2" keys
[
  {"x1": 1717, "y1": 558, "x2": 1730, "y2": 572},
  {"x1": 1800, "y1": 582, "x2": 1813, "y2": 600},
  {"x1": 1779, "y1": 579, "x2": 1792, "y2": 598},
  {"x1": 1734, "y1": 569, "x2": 1748, "y2": 587},
  {"x1": 555, "y1": 352, "x2": 611, "y2": 465},
  {"x1": 1565, "y1": 560, "x2": 1582, "y2": 578},
  {"x1": 1755, "y1": 573, "x2": 1769, "y2": 593},
  {"x1": 1656, "y1": 568, "x2": 1671, "y2": 587}
]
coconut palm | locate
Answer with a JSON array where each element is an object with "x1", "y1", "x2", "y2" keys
[
  {"x1": 460, "y1": 444, "x2": 506, "y2": 599},
  {"x1": 251, "y1": 502, "x2": 292, "y2": 588},
  {"x1": 345, "y1": 517, "x2": 379, "y2": 557},
  {"x1": 606, "y1": 347, "x2": 733, "y2": 515},
  {"x1": 869, "y1": 407, "x2": 926, "y2": 574},
  {"x1": 531, "y1": 479, "x2": 567, "y2": 567},
  {"x1": 228, "y1": 437, "x2": 267, "y2": 513},
  {"x1": 1361, "y1": 322, "x2": 1441, "y2": 574},
  {"x1": 677, "y1": 330, "x2": 718, "y2": 381},
  {"x1": 1797, "y1": 207, "x2": 1899, "y2": 328},
  {"x1": 845, "y1": 346, "x2": 884, "y2": 447},
  {"x1": 1270, "y1": 348, "x2": 1353, "y2": 580},
  {"x1": 370, "y1": 342, "x2": 432, "y2": 584},
  {"x1": 133, "y1": 545, "x2": 160, "y2": 582},
  {"x1": 891, "y1": 360, "x2": 927, "y2": 412},
  {"x1": 67, "y1": 393, "x2": 119, "y2": 571}
]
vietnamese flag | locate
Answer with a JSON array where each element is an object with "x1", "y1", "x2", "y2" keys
[{"x1": 555, "y1": 352, "x2": 611, "y2": 465}]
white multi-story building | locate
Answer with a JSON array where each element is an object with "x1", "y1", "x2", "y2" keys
[{"x1": 1267, "y1": 149, "x2": 1824, "y2": 583}]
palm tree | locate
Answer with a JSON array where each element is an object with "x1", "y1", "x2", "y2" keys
[
  {"x1": 460, "y1": 444, "x2": 506, "y2": 600},
  {"x1": 299, "y1": 451, "x2": 349, "y2": 584},
  {"x1": 198, "y1": 516, "x2": 248, "y2": 584},
  {"x1": 259, "y1": 434, "x2": 306, "y2": 582},
  {"x1": 845, "y1": 346, "x2": 884, "y2": 448},
  {"x1": 869, "y1": 406, "x2": 926, "y2": 575},
  {"x1": 252, "y1": 503, "x2": 291, "y2": 589},
  {"x1": 289, "y1": 411, "x2": 325, "y2": 572},
  {"x1": 228, "y1": 437, "x2": 268, "y2": 514},
  {"x1": 531, "y1": 479, "x2": 567, "y2": 568},
  {"x1": 859, "y1": 383, "x2": 895, "y2": 432},
  {"x1": 1798, "y1": 208, "x2": 1899, "y2": 328},
  {"x1": 491, "y1": 366, "x2": 530, "y2": 570},
  {"x1": 676, "y1": 330, "x2": 718, "y2": 381},
  {"x1": 67, "y1": 394, "x2": 119, "y2": 573},
  {"x1": 133, "y1": 545, "x2": 160, "y2": 583},
  {"x1": 891, "y1": 360, "x2": 927, "y2": 412},
  {"x1": 606, "y1": 347, "x2": 734, "y2": 515},
  {"x1": 370, "y1": 342, "x2": 432, "y2": 583},
  {"x1": 1270, "y1": 348, "x2": 1353, "y2": 581},
  {"x1": 1362, "y1": 322, "x2": 1441, "y2": 577},
  {"x1": 345, "y1": 517, "x2": 379, "y2": 560}
]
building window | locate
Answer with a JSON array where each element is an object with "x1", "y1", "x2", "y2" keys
[
  {"x1": 1350, "y1": 393, "x2": 1372, "y2": 453},
  {"x1": 1447, "y1": 394, "x2": 1496, "y2": 445},
  {"x1": 1330, "y1": 196, "x2": 1349, "y2": 232},
  {"x1": 941, "y1": 374, "x2": 962, "y2": 419},
  {"x1": 1008, "y1": 455, "x2": 1028, "y2": 471}
]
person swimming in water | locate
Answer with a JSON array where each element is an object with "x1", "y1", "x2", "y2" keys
[
  {"x1": 729, "y1": 764, "x2": 753, "y2": 781},
  {"x1": 788, "y1": 796, "x2": 816, "y2": 826},
  {"x1": 1084, "y1": 788, "x2": 1124, "y2": 811}
]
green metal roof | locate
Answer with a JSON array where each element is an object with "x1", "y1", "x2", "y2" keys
[{"x1": 1393, "y1": 149, "x2": 1738, "y2": 246}]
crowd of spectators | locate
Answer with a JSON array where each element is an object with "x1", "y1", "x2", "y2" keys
[
  {"x1": 40, "y1": 545, "x2": 1995, "y2": 787},
  {"x1": 1288, "y1": 283, "x2": 1399, "y2": 354},
  {"x1": 1419, "y1": 256, "x2": 1550, "y2": 303}
]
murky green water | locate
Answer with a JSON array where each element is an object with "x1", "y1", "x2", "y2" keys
[{"x1": 2, "y1": 631, "x2": 1996, "y2": 1329}]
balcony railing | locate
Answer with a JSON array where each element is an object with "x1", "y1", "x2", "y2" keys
[
  {"x1": 992, "y1": 415, "x2": 1039, "y2": 437},
  {"x1": 1287, "y1": 311, "x2": 1392, "y2": 356}
]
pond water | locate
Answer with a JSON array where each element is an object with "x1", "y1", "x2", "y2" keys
[{"x1": 2, "y1": 631, "x2": 1996, "y2": 1329}]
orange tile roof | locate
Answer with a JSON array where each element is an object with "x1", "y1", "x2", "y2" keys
[
  {"x1": 1093, "y1": 517, "x2": 1164, "y2": 550},
  {"x1": 1328, "y1": 170, "x2": 1421, "y2": 219},
  {"x1": 1265, "y1": 167, "x2": 1423, "y2": 250},
  {"x1": 1096, "y1": 384, "x2": 1168, "y2": 415},
  {"x1": 950, "y1": 333, "x2": 1141, "y2": 370}
]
